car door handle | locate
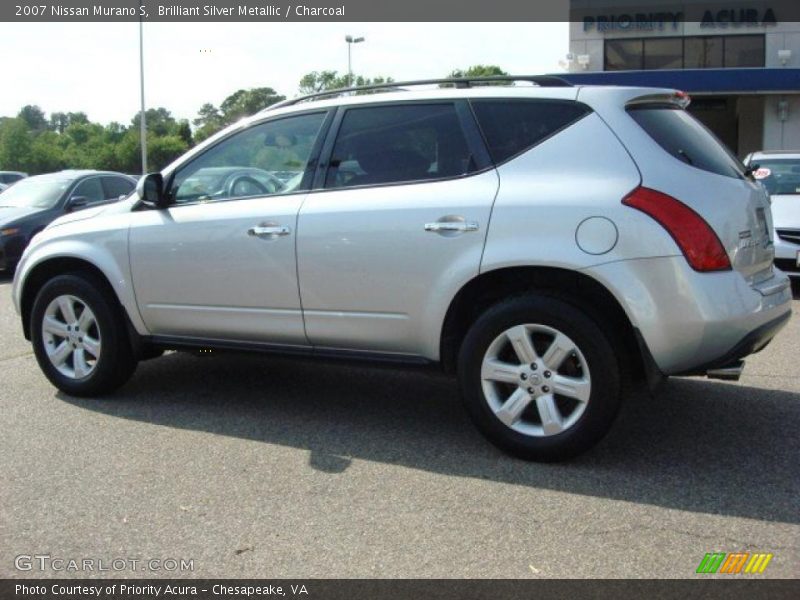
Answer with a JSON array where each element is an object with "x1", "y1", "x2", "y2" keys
[
  {"x1": 248, "y1": 225, "x2": 291, "y2": 237},
  {"x1": 424, "y1": 220, "x2": 479, "y2": 233}
]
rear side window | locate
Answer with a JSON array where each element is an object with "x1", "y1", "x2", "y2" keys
[
  {"x1": 324, "y1": 103, "x2": 476, "y2": 189},
  {"x1": 628, "y1": 106, "x2": 744, "y2": 179},
  {"x1": 471, "y1": 99, "x2": 590, "y2": 164}
]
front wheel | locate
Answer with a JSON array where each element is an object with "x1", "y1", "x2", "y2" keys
[
  {"x1": 458, "y1": 294, "x2": 622, "y2": 461},
  {"x1": 30, "y1": 273, "x2": 137, "y2": 396}
]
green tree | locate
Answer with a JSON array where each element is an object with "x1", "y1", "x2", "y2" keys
[
  {"x1": 193, "y1": 103, "x2": 221, "y2": 129},
  {"x1": 50, "y1": 111, "x2": 89, "y2": 133},
  {"x1": 192, "y1": 103, "x2": 223, "y2": 143},
  {"x1": 30, "y1": 130, "x2": 65, "y2": 173},
  {"x1": 18, "y1": 105, "x2": 48, "y2": 132},
  {"x1": 146, "y1": 134, "x2": 189, "y2": 171},
  {"x1": 442, "y1": 65, "x2": 510, "y2": 87},
  {"x1": 298, "y1": 70, "x2": 341, "y2": 94},
  {"x1": 131, "y1": 107, "x2": 177, "y2": 137},
  {"x1": 298, "y1": 71, "x2": 394, "y2": 95},
  {"x1": 174, "y1": 119, "x2": 193, "y2": 146},
  {"x1": 104, "y1": 122, "x2": 127, "y2": 144},
  {"x1": 0, "y1": 118, "x2": 33, "y2": 171},
  {"x1": 219, "y1": 87, "x2": 285, "y2": 124}
]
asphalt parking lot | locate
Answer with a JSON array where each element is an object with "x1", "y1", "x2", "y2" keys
[{"x1": 1, "y1": 273, "x2": 798, "y2": 579}]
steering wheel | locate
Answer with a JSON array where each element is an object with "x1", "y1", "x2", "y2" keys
[{"x1": 226, "y1": 174, "x2": 278, "y2": 198}]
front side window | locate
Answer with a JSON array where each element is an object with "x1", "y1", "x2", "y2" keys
[
  {"x1": 324, "y1": 104, "x2": 475, "y2": 189},
  {"x1": 471, "y1": 99, "x2": 591, "y2": 164},
  {"x1": 102, "y1": 176, "x2": 135, "y2": 200},
  {"x1": 170, "y1": 111, "x2": 327, "y2": 204},
  {"x1": 71, "y1": 178, "x2": 105, "y2": 204}
]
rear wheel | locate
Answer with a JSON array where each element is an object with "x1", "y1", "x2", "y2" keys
[
  {"x1": 458, "y1": 294, "x2": 622, "y2": 461},
  {"x1": 31, "y1": 273, "x2": 137, "y2": 396}
]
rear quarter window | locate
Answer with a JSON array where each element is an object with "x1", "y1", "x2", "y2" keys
[
  {"x1": 628, "y1": 106, "x2": 744, "y2": 179},
  {"x1": 470, "y1": 99, "x2": 591, "y2": 164}
]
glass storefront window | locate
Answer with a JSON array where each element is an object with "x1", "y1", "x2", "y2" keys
[
  {"x1": 684, "y1": 37, "x2": 723, "y2": 68},
  {"x1": 644, "y1": 38, "x2": 683, "y2": 70},
  {"x1": 724, "y1": 35, "x2": 764, "y2": 67},
  {"x1": 605, "y1": 39, "x2": 643, "y2": 70},
  {"x1": 604, "y1": 35, "x2": 764, "y2": 70}
]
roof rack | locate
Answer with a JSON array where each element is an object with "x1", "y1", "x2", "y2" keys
[{"x1": 266, "y1": 75, "x2": 573, "y2": 111}]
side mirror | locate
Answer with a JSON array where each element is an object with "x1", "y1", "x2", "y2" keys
[
  {"x1": 66, "y1": 195, "x2": 89, "y2": 212},
  {"x1": 136, "y1": 172, "x2": 168, "y2": 209}
]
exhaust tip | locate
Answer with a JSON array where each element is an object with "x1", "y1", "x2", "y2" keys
[{"x1": 706, "y1": 360, "x2": 745, "y2": 382}]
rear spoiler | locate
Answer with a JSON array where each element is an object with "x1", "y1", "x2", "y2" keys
[{"x1": 626, "y1": 90, "x2": 691, "y2": 110}]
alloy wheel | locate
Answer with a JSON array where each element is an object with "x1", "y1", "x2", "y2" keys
[
  {"x1": 480, "y1": 323, "x2": 591, "y2": 437},
  {"x1": 41, "y1": 294, "x2": 102, "y2": 379}
]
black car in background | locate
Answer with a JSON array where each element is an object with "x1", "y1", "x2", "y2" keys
[{"x1": 0, "y1": 170, "x2": 136, "y2": 271}]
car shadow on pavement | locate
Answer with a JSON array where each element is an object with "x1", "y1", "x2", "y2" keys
[{"x1": 58, "y1": 350, "x2": 800, "y2": 525}]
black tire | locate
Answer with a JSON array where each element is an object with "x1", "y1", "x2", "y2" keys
[
  {"x1": 30, "y1": 272, "x2": 137, "y2": 396},
  {"x1": 458, "y1": 294, "x2": 622, "y2": 461}
]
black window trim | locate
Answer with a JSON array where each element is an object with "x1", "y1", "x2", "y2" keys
[
  {"x1": 162, "y1": 108, "x2": 335, "y2": 209},
  {"x1": 311, "y1": 99, "x2": 495, "y2": 193},
  {"x1": 468, "y1": 98, "x2": 594, "y2": 168}
]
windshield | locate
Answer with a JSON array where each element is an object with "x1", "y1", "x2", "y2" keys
[
  {"x1": 751, "y1": 158, "x2": 800, "y2": 195},
  {"x1": 0, "y1": 177, "x2": 70, "y2": 209}
]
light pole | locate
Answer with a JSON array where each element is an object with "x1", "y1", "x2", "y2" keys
[
  {"x1": 138, "y1": 5, "x2": 147, "y2": 174},
  {"x1": 345, "y1": 35, "x2": 365, "y2": 87}
]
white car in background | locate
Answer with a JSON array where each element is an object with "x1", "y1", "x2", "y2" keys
[{"x1": 745, "y1": 151, "x2": 800, "y2": 278}]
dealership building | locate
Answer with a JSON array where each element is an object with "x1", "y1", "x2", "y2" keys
[{"x1": 562, "y1": 2, "x2": 800, "y2": 157}]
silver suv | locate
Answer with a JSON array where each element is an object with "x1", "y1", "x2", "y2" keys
[{"x1": 12, "y1": 76, "x2": 793, "y2": 461}]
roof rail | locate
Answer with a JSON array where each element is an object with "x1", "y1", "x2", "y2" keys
[{"x1": 266, "y1": 75, "x2": 573, "y2": 111}]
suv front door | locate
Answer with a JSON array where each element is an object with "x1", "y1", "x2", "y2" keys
[
  {"x1": 129, "y1": 111, "x2": 330, "y2": 344},
  {"x1": 296, "y1": 102, "x2": 498, "y2": 357}
]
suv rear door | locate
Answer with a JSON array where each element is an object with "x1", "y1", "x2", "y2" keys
[
  {"x1": 583, "y1": 87, "x2": 775, "y2": 282},
  {"x1": 296, "y1": 101, "x2": 498, "y2": 356},
  {"x1": 627, "y1": 103, "x2": 774, "y2": 280}
]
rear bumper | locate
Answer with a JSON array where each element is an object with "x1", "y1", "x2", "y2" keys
[
  {"x1": 672, "y1": 310, "x2": 790, "y2": 376},
  {"x1": 585, "y1": 256, "x2": 793, "y2": 375}
]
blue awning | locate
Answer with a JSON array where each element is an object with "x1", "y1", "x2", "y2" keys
[{"x1": 554, "y1": 68, "x2": 800, "y2": 94}]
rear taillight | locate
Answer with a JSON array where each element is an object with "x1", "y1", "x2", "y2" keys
[{"x1": 622, "y1": 186, "x2": 731, "y2": 272}]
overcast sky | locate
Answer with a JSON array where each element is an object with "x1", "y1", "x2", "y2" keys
[{"x1": 0, "y1": 22, "x2": 568, "y2": 125}]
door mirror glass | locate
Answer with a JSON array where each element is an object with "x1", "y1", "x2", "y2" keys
[
  {"x1": 66, "y1": 195, "x2": 88, "y2": 212},
  {"x1": 137, "y1": 173, "x2": 167, "y2": 208}
]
